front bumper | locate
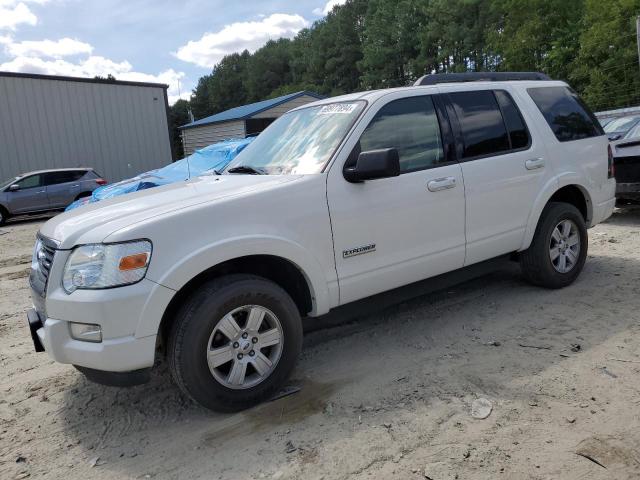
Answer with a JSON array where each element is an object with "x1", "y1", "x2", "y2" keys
[
  {"x1": 33, "y1": 313, "x2": 158, "y2": 372},
  {"x1": 27, "y1": 307, "x2": 154, "y2": 386},
  {"x1": 29, "y1": 264, "x2": 174, "y2": 374}
]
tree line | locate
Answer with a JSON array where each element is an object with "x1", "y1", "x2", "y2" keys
[{"x1": 170, "y1": 0, "x2": 640, "y2": 157}]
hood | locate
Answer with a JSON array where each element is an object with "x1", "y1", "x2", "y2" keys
[{"x1": 40, "y1": 174, "x2": 300, "y2": 248}]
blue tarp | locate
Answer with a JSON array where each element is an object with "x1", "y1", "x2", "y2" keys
[{"x1": 66, "y1": 137, "x2": 254, "y2": 211}]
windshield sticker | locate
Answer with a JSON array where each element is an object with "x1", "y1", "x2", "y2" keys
[{"x1": 318, "y1": 103, "x2": 359, "y2": 115}]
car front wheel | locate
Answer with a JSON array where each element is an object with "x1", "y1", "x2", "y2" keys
[{"x1": 168, "y1": 274, "x2": 303, "y2": 412}]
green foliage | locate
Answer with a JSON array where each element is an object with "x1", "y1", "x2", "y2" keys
[
  {"x1": 168, "y1": 0, "x2": 640, "y2": 155},
  {"x1": 570, "y1": 0, "x2": 640, "y2": 111},
  {"x1": 167, "y1": 99, "x2": 190, "y2": 158}
]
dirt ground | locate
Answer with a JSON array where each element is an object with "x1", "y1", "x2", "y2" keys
[{"x1": 1, "y1": 208, "x2": 640, "y2": 480}]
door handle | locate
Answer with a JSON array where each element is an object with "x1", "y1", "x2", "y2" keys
[
  {"x1": 525, "y1": 158, "x2": 545, "y2": 170},
  {"x1": 72, "y1": 184, "x2": 80, "y2": 187},
  {"x1": 427, "y1": 176, "x2": 456, "y2": 192}
]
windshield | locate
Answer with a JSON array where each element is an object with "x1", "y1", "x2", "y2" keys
[
  {"x1": 224, "y1": 101, "x2": 365, "y2": 175},
  {"x1": 604, "y1": 116, "x2": 640, "y2": 133},
  {"x1": 0, "y1": 176, "x2": 19, "y2": 190}
]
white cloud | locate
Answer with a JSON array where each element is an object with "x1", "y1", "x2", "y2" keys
[
  {"x1": 0, "y1": 3, "x2": 38, "y2": 30},
  {"x1": 0, "y1": 0, "x2": 51, "y2": 6},
  {"x1": 175, "y1": 13, "x2": 309, "y2": 68},
  {"x1": 0, "y1": 53, "x2": 188, "y2": 104},
  {"x1": 5, "y1": 37, "x2": 92, "y2": 58},
  {"x1": 312, "y1": 0, "x2": 347, "y2": 16}
]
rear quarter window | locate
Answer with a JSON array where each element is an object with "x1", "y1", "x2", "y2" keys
[{"x1": 527, "y1": 87, "x2": 604, "y2": 142}]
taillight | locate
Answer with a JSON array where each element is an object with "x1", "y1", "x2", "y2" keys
[
  {"x1": 95, "y1": 178, "x2": 107, "y2": 185},
  {"x1": 607, "y1": 144, "x2": 615, "y2": 179}
]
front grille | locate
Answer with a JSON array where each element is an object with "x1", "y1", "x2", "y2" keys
[
  {"x1": 38, "y1": 243, "x2": 55, "y2": 283},
  {"x1": 29, "y1": 236, "x2": 58, "y2": 299}
]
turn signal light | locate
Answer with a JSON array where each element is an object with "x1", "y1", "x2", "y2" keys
[{"x1": 119, "y1": 253, "x2": 149, "y2": 271}]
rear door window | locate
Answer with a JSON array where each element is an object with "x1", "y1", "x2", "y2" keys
[
  {"x1": 449, "y1": 90, "x2": 510, "y2": 159},
  {"x1": 495, "y1": 90, "x2": 530, "y2": 149},
  {"x1": 528, "y1": 86, "x2": 604, "y2": 142},
  {"x1": 44, "y1": 171, "x2": 86, "y2": 186}
]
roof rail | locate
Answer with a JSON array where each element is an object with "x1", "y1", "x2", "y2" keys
[{"x1": 414, "y1": 72, "x2": 551, "y2": 86}]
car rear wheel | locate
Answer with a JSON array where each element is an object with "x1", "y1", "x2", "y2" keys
[
  {"x1": 520, "y1": 202, "x2": 588, "y2": 288},
  {"x1": 0, "y1": 207, "x2": 8, "y2": 226},
  {"x1": 168, "y1": 274, "x2": 302, "y2": 412}
]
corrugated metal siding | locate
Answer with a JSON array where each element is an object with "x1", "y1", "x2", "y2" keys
[
  {"x1": 0, "y1": 75, "x2": 172, "y2": 182},
  {"x1": 182, "y1": 120, "x2": 245, "y2": 156},
  {"x1": 251, "y1": 95, "x2": 319, "y2": 119}
]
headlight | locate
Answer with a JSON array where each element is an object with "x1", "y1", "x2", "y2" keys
[{"x1": 62, "y1": 240, "x2": 152, "y2": 293}]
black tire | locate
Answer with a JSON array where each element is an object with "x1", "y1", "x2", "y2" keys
[
  {"x1": 0, "y1": 206, "x2": 8, "y2": 226},
  {"x1": 520, "y1": 202, "x2": 588, "y2": 289},
  {"x1": 167, "y1": 274, "x2": 302, "y2": 412},
  {"x1": 74, "y1": 192, "x2": 92, "y2": 201}
]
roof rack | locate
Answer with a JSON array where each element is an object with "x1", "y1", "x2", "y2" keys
[{"x1": 414, "y1": 72, "x2": 551, "y2": 86}]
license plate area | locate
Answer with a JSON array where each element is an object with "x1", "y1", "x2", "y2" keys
[{"x1": 27, "y1": 308, "x2": 45, "y2": 352}]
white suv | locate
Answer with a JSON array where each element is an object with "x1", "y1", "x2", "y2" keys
[{"x1": 27, "y1": 73, "x2": 615, "y2": 411}]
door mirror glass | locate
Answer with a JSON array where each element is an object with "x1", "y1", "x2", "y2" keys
[
  {"x1": 8, "y1": 184, "x2": 20, "y2": 192},
  {"x1": 344, "y1": 148, "x2": 400, "y2": 182}
]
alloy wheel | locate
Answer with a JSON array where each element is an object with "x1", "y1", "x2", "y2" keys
[
  {"x1": 549, "y1": 219, "x2": 580, "y2": 273},
  {"x1": 206, "y1": 305, "x2": 284, "y2": 390}
]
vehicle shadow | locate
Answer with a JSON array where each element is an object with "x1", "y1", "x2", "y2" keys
[
  {"x1": 607, "y1": 205, "x2": 640, "y2": 227},
  {"x1": 56, "y1": 244, "x2": 640, "y2": 478}
]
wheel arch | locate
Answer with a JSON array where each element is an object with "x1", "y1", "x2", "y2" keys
[
  {"x1": 521, "y1": 181, "x2": 592, "y2": 251},
  {"x1": 156, "y1": 254, "x2": 320, "y2": 350}
]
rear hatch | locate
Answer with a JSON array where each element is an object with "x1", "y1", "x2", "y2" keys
[{"x1": 611, "y1": 139, "x2": 640, "y2": 183}]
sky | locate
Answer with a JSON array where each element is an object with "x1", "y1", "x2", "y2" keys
[{"x1": 0, "y1": 0, "x2": 347, "y2": 104}]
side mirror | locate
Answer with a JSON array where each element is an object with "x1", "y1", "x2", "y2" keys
[
  {"x1": 8, "y1": 184, "x2": 19, "y2": 192},
  {"x1": 343, "y1": 148, "x2": 400, "y2": 183}
]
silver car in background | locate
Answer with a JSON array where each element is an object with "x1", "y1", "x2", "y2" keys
[{"x1": 0, "y1": 168, "x2": 106, "y2": 225}]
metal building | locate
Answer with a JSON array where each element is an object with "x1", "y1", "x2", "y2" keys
[
  {"x1": 0, "y1": 72, "x2": 173, "y2": 183},
  {"x1": 180, "y1": 91, "x2": 324, "y2": 155}
]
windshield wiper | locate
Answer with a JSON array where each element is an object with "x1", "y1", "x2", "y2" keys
[{"x1": 226, "y1": 165, "x2": 265, "y2": 175}]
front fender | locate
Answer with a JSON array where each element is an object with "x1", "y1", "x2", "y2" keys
[
  {"x1": 148, "y1": 235, "x2": 334, "y2": 318},
  {"x1": 520, "y1": 173, "x2": 592, "y2": 251}
]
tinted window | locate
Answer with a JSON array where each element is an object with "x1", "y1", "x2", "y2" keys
[
  {"x1": 359, "y1": 96, "x2": 444, "y2": 173},
  {"x1": 528, "y1": 87, "x2": 603, "y2": 142},
  {"x1": 16, "y1": 174, "x2": 42, "y2": 189},
  {"x1": 44, "y1": 170, "x2": 85, "y2": 185},
  {"x1": 450, "y1": 90, "x2": 510, "y2": 158},
  {"x1": 495, "y1": 90, "x2": 530, "y2": 149}
]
